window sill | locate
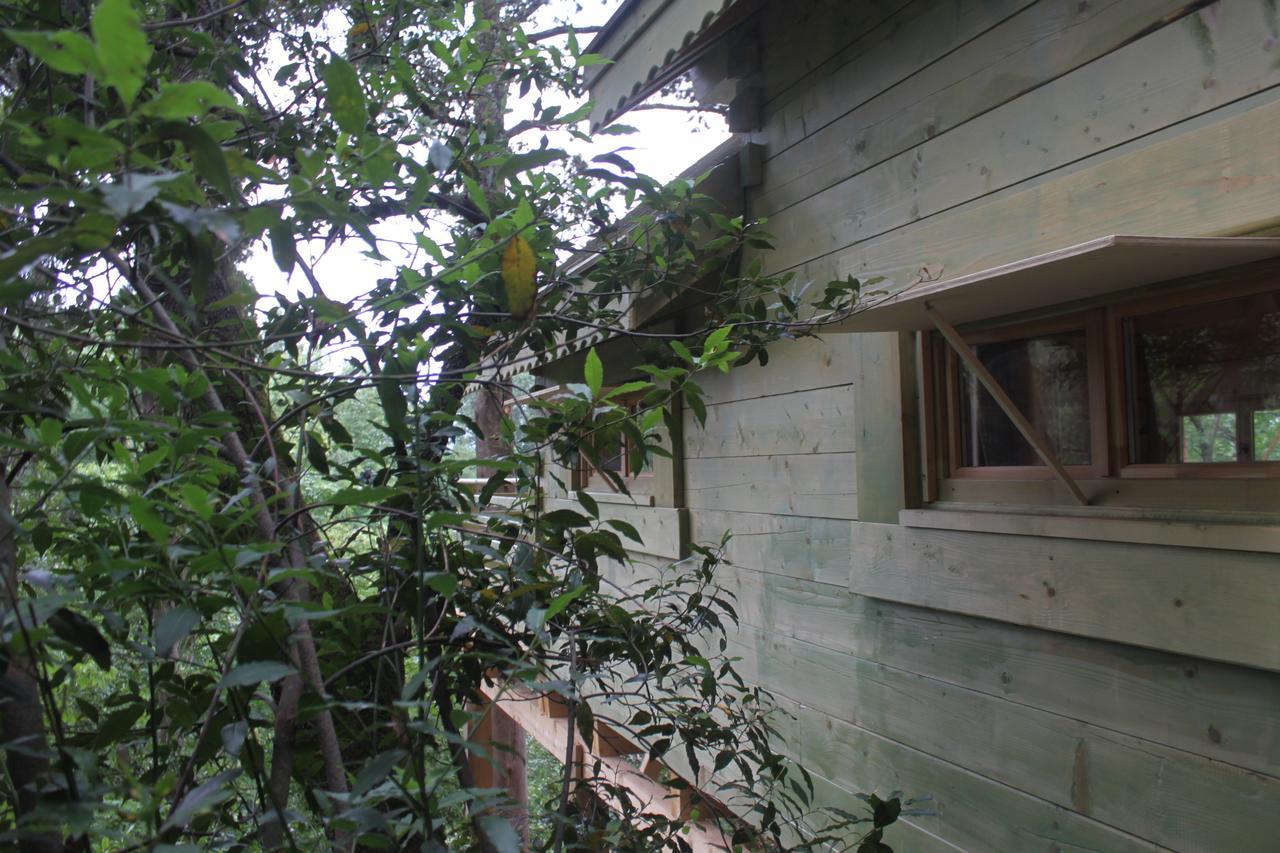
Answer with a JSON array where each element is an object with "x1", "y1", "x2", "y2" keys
[
  {"x1": 582, "y1": 489, "x2": 656, "y2": 508},
  {"x1": 901, "y1": 504, "x2": 1280, "y2": 554}
]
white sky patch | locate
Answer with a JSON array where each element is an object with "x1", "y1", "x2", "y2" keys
[{"x1": 243, "y1": 0, "x2": 728, "y2": 308}]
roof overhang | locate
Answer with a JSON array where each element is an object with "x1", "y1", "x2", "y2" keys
[
  {"x1": 584, "y1": 0, "x2": 759, "y2": 129},
  {"x1": 826, "y1": 235, "x2": 1280, "y2": 333}
]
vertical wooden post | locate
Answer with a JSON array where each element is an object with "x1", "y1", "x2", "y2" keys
[{"x1": 469, "y1": 702, "x2": 529, "y2": 845}]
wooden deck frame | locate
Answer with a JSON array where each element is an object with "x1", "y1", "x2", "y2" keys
[{"x1": 475, "y1": 680, "x2": 736, "y2": 852}]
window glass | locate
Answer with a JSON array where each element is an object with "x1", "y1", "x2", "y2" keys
[
  {"x1": 958, "y1": 331, "x2": 1092, "y2": 467},
  {"x1": 1125, "y1": 290, "x2": 1280, "y2": 464}
]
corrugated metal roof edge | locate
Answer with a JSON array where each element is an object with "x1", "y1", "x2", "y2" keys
[{"x1": 586, "y1": 0, "x2": 751, "y2": 130}]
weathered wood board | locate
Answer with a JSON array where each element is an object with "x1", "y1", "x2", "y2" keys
[
  {"x1": 684, "y1": 452, "x2": 858, "y2": 518},
  {"x1": 684, "y1": 383, "x2": 855, "y2": 458},
  {"x1": 689, "y1": 507, "x2": 853, "y2": 587},
  {"x1": 788, "y1": 85, "x2": 1280, "y2": 294},
  {"x1": 849, "y1": 522, "x2": 1280, "y2": 672},
  {"x1": 757, "y1": 0, "x2": 1196, "y2": 214},
  {"x1": 796, "y1": 710, "x2": 1162, "y2": 853},
  {"x1": 718, "y1": 565, "x2": 1280, "y2": 779},
  {"x1": 731, "y1": 625, "x2": 1280, "y2": 852},
  {"x1": 685, "y1": 334, "x2": 857, "y2": 405},
  {"x1": 762, "y1": 2, "x2": 1280, "y2": 274}
]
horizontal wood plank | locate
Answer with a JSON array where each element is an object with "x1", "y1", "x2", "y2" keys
[
  {"x1": 732, "y1": 624, "x2": 1280, "y2": 851},
  {"x1": 757, "y1": 0, "x2": 1188, "y2": 214},
  {"x1": 720, "y1": 566, "x2": 1280, "y2": 778},
  {"x1": 689, "y1": 335, "x2": 857, "y2": 405},
  {"x1": 788, "y1": 84, "x2": 1280, "y2": 308},
  {"x1": 762, "y1": 2, "x2": 1280, "y2": 275},
  {"x1": 688, "y1": 507, "x2": 853, "y2": 586},
  {"x1": 849, "y1": 522, "x2": 1280, "y2": 672},
  {"x1": 684, "y1": 453, "x2": 857, "y2": 518},
  {"x1": 795, "y1": 709, "x2": 1162, "y2": 852},
  {"x1": 763, "y1": 0, "x2": 1035, "y2": 154},
  {"x1": 755, "y1": 0, "x2": 913, "y2": 110},
  {"x1": 685, "y1": 384, "x2": 855, "y2": 458},
  {"x1": 801, "y1": 770, "x2": 967, "y2": 852}
]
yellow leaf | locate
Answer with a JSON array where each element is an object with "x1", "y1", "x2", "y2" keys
[{"x1": 501, "y1": 235, "x2": 537, "y2": 320}]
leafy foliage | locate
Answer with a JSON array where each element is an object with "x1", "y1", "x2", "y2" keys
[{"x1": 0, "y1": 0, "x2": 884, "y2": 850}]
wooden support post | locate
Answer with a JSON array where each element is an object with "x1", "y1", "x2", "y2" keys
[
  {"x1": 926, "y1": 303, "x2": 1089, "y2": 506},
  {"x1": 468, "y1": 701, "x2": 529, "y2": 845}
]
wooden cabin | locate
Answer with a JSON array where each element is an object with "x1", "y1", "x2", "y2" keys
[{"x1": 527, "y1": 1, "x2": 1280, "y2": 849}]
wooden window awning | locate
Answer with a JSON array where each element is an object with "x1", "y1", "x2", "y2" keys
[
  {"x1": 828, "y1": 235, "x2": 1280, "y2": 333},
  {"x1": 839, "y1": 235, "x2": 1280, "y2": 506}
]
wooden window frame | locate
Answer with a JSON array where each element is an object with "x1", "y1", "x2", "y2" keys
[
  {"x1": 938, "y1": 311, "x2": 1109, "y2": 481},
  {"x1": 923, "y1": 274, "x2": 1280, "y2": 505},
  {"x1": 1106, "y1": 277, "x2": 1280, "y2": 480}
]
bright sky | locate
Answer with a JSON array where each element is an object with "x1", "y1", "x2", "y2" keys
[{"x1": 244, "y1": 0, "x2": 730, "y2": 306}]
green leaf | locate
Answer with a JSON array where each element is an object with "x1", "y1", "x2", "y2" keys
[
  {"x1": 218, "y1": 661, "x2": 296, "y2": 688},
  {"x1": 171, "y1": 125, "x2": 236, "y2": 199},
  {"x1": 128, "y1": 495, "x2": 169, "y2": 541},
  {"x1": 604, "y1": 518, "x2": 643, "y2": 545},
  {"x1": 0, "y1": 281, "x2": 51, "y2": 306},
  {"x1": 162, "y1": 769, "x2": 239, "y2": 831},
  {"x1": 48, "y1": 608, "x2": 111, "y2": 670},
  {"x1": 425, "y1": 573, "x2": 458, "y2": 595},
  {"x1": 703, "y1": 324, "x2": 733, "y2": 356},
  {"x1": 321, "y1": 57, "x2": 367, "y2": 135},
  {"x1": 476, "y1": 815, "x2": 522, "y2": 853},
  {"x1": 352, "y1": 749, "x2": 405, "y2": 798},
  {"x1": 327, "y1": 486, "x2": 401, "y2": 506},
  {"x1": 100, "y1": 171, "x2": 181, "y2": 218},
  {"x1": 36, "y1": 418, "x2": 61, "y2": 446},
  {"x1": 179, "y1": 483, "x2": 213, "y2": 521},
  {"x1": 141, "y1": 82, "x2": 237, "y2": 120},
  {"x1": 91, "y1": 0, "x2": 152, "y2": 107},
  {"x1": 602, "y1": 380, "x2": 649, "y2": 401},
  {"x1": 269, "y1": 224, "x2": 296, "y2": 273},
  {"x1": 496, "y1": 149, "x2": 566, "y2": 182},
  {"x1": 220, "y1": 721, "x2": 248, "y2": 758},
  {"x1": 153, "y1": 606, "x2": 200, "y2": 657},
  {"x1": 584, "y1": 347, "x2": 603, "y2": 398},
  {"x1": 544, "y1": 585, "x2": 587, "y2": 623},
  {"x1": 575, "y1": 489, "x2": 599, "y2": 518},
  {"x1": 5, "y1": 29, "x2": 103, "y2": 76}
]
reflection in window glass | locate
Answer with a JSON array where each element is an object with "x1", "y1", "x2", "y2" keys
[
  {"x1": 1179, "y1": 414, "x2": 1237, "y2": 463},
  {"x1": 1125, "y1": 290, "x2": 1280, "y2": 464},
  {"x1": 1257, "y1": 410, "x2": 1280, "y2": 461},
  {"x1": 959, "y1": 331, "x2": 1092, "y2": 467}
]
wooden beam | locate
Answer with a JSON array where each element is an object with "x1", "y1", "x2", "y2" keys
[
  {"x1": 593, "y1": 720, "x2": 644, "y2": 758},
  {"x1": 478, "y1": 681, "x2": 735, "y2": 851},
  {"x1": 925, "y1": 303, "x2": 1089, "y2": 506}
]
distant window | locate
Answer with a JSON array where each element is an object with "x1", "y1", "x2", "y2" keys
[{"x1": 579, "y1": 394, "x2": 655, "y2": 496}]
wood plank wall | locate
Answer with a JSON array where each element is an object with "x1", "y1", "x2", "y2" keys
[{"x1": 671, "y1": 0, "x2": 1280, "y2": 848}]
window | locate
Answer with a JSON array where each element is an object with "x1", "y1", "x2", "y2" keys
[
  {"x1": 576, "y1": 393, "x2": 657, "y2": 501},
  {"x1": 924, "y1": 278, "x2": 1280, "y2": 508},
  {"x1": 943, "y1": 314, "x2": 1107, "y2": 478},
  {"x1": 1120, "y1": 288, "x2": 1280, "y2": 470}
]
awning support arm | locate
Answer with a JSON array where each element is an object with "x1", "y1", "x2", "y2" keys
[{"x1": 926, "y1": 303, "x2": 1090, "y2": 506}]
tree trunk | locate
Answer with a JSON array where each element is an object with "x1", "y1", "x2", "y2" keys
[{"x1": 0, "y1": 474, "x2": 60, "y2": 853}]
